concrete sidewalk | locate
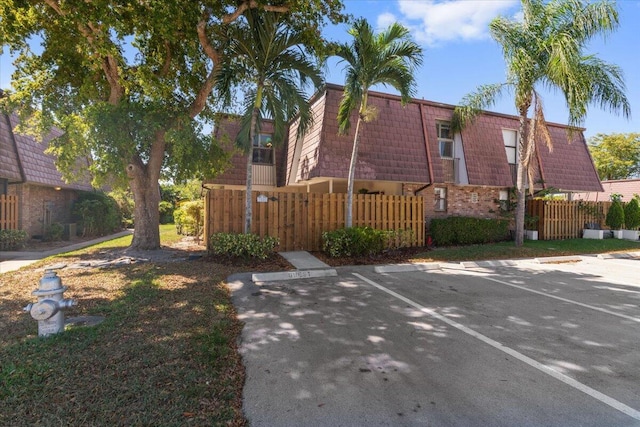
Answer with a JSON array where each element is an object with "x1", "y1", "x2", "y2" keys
[{"x1": 0, "y1": 230, "x2": 133, "y2": 274}]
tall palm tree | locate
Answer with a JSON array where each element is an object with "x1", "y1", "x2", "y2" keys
[
  {"x1": 217, "y1": 11, "x2": 323, "y2": 233},
  {"x1": 453, "y1": 0, "x2": 630, "y2": 246},
  {"x1": 335, "y1": 19, "x2": 423, "y2": 227}
]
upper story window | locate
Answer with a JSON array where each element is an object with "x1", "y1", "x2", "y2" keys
[
  {"x1": 253, "y1": 133, "x2": 274, "y2": 165},
  {"x1": 502, "y1": 129, "x2": 517, "y2": 164},
  {"x1": 437, "y1": 122, "x2": 453, "y2": 158}
]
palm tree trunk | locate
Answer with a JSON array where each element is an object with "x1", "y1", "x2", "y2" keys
[
  {"x1": 514, "y1": 110, "x2": 529, "y2": 247},
  {"x1": 245, "y1": 108, "x2": 259, "y2": 234},
  {"x1": 346, "y1": 113, "x2": 363, "y2": 228}
]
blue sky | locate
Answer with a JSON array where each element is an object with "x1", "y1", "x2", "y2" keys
[
  {"x1": 1, "y1": 0, "x2": 638, "y2": 140},
  {"x1": 323, "y1": 0, "x2": 640, "y2": 140}
]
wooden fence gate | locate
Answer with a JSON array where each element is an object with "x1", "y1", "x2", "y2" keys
[
  {"x1": 204, "y1": 189, "x2": 424, "y2": 251},
  {"x1": 0, "y1": 194, "x2": 19, "y2": 230},
  {"x1": 527, "y1": 199, "x2": 611, "y2": 240}
]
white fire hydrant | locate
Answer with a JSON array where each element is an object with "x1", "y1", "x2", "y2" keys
[{"x1": 24, "y1": 269, "x2": 77, "y2": 337}]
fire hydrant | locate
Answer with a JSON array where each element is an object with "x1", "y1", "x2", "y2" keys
[{"x1": 24, "y1": 269, "x2": 77, "y2": 337}]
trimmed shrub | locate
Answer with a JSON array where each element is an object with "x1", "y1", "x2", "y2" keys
[
  {"x1": 429, "y1": 217, "x2": 510, "y2": 246},
  {"x1": 73, "y1": 192, "x2": 122, "y2": 237},
  {"x1": 322, "y1": 227, "x2": 389, "y2": 258},
  {"x1": 0, "y1": 229, "x2": 28, "y2": 250},
  {"x1": 209, "y1": 232, "x2": 279, "y2": 260},
  {"x1": 623, "y1": 198, "x2": 640, "y2": 229},
  {"x1": 159, "y1": 201, "x2": 174, "y2": 224},
  {"x1": 605, "y1": 200, "x2": 624, "y2": 230},
  {"x1": 43, "y1": 222, "x2": 64, "y2": 242},
  {"x1": 174, "y1": 200, "x2": 204, "y2": 236}
]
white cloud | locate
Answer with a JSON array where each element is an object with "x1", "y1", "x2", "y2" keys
[{"x1": 381, "y1": 0, "x2": 518, "y2": 46}]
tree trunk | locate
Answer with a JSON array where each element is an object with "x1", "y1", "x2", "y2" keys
[
  {"x1": 245, "y1": 103, "x2": 260, "y2": 234},
  {"x1": 346, "y1": 97, "x2": 366, "y2": 228},
  {"x1": 127, "y1": 133, "x2": 165, "y2": 250},
  {"x1": 128, "y1": 163, "x2": 161, "y2": 250},
  {"x1": 514, "y1": 109, "x2": 530, "y2": 247}
]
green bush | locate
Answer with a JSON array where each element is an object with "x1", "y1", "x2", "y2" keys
[
  {"x1": 159, "y1": 201, "x2": 174, "y2": 224},
  {"x1": 623, "y1": 198, "x2": 640, "y2": 229},
  {"x1": 0, "y1": 229, "x2": 28, "y2": 250},
  {"x1": 109, "y1": 189, "x2": 135, "y2": 228},
  {"x1": 605, "y1": 200, "x2": 624, "y2": 230},
  {"x1": 322, "y1": 227, "x2": 391, "y2": 258},
  {"x1": 73, "y1": 191, "x2": 122, "y2": 237},
  {"x1": 43, "y1": 222, "x2": 64, "y2": 242},
  {"x1": 209, "y1": 232, "x2": 279, "y2": 260},
  {"x1": 429, "y1": 217, "x2": 510, "y2": 246},
  {"x1": 174, "y1": 200, "x2": 203, "y2": 236}
]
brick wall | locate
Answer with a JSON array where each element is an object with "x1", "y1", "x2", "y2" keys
[
  {"x1": 405, "y1": 184, "x2": 507, "y2": 224},
  {"x1": 8, "y1": 184, "x2": 77, "y2": 237}
]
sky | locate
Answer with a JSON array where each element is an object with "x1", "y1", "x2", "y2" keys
[
  {"x1": 1, "y1": 0, "x2": 638, "y2": 140},
  {"x1": 322, "y1": 0, "x2": 640, "y2": 140}
]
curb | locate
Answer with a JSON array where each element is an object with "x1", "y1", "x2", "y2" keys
[
  {"x1": 252, "y1": 269, "x2": 337, "y2": 283},
  {"x1": 460, "y1": 260, "x2": 519, "y2": 268},
  {"x1": 374, "y1": 263, "x2": 440, "y2": 274},
  {"x1": 534, "y1": 255, "x2": 583, "y2": 264}
]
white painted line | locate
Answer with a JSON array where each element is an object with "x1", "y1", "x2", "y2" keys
[
  {"x1": 251, "y1": 269, "x2": 337, "y2": 283},
  {"x1": 352, "y1": 272, "x2": 640, "y2": 422},
  {"x1": 374, "y1": 263, "x2": 440, "y2": 274},
  {"x1": 462, "y1": 272, "x2": 640, "y2": 324}
]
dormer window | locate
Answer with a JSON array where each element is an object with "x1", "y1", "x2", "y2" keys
[
  {"x1": 253, "y1": 133, "x2": 274, "y2": 165},
  {"x1": 437, "y1": 122, "x2": 453, "y2": 158}
]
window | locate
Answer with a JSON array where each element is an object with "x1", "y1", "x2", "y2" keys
[
  {"x1": 434, "y1": 187, "x2": 447, "y2": 212},
  {"x1": 437, "y1": 122, "x2": 454, "y2": 158},
  {"x1": 499, "y1": 190, "x2": 510, "y2": 211},
  {"x1": 252, "y1": 133, "x2": 274, "y2": 165},
  {"x1": 502, "y1": 129, "x2": 517, "y2": 164}
]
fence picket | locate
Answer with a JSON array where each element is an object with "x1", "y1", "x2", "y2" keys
[{"x1": 205, "y1": 189, "x2": 424, "y2": 251}]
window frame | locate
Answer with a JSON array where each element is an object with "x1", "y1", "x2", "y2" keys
[
  {"x1": 434, "y1": 187, "x2": 447, "y2": 212},
  {"x1": 502, "y1": 129, "x2": 517, "y2": 165},
  {"x1": 252, "y1": 133, "x2": 274, "y2": 165},
  {"x1": 437, "y1": 122, "x2": 454, "y2": 159}
]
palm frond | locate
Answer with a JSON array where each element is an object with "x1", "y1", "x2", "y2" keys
[{"x1": 452, "y1": 83, "x2": 509, "y2": 132}]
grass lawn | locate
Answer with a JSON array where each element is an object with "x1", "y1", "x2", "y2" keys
[
  {"x1": 1, "y1": 227, "x2": 639, "y2": 426},
  {"x1": 0, "y1": 225, "x2": 247, "y2": 426}
]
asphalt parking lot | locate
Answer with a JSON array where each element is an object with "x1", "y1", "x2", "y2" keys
[{"x1": 228, "y1": 255, "x2": 640, "y2": 426}]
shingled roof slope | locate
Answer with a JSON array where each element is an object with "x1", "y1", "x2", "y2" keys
[
  {"x1": 0, "y1": 112, "x2": 22, "y2": 182},
  {"x1": 306, "y1": 86, "x2": 430, "y2": 184},
  {"x1": 573, "y1": 179, "x2": 638, "y2": 202},
  {"x1": 536, "y1": 125, "x2": 603, "y2": 192},
  {"x1": 6, "y1": 113, "x2": 92, "y2": 190}
]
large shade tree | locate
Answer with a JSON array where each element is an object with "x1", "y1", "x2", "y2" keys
[
  {"x1": 589, "y1": 133, "x2": 640, "y2": 180},
  {"x1": 0, "y1": 0, "x2": 344, "y2": 250},
  {"x1": 453, "y1": 0, "x2": 630, "y2": 246},
  {"x1": 335, "y1": 19, "x2": 423, "y2": 227},
  {"x1": 216, "y1": 11, "x2": 323, "y2": 233}
]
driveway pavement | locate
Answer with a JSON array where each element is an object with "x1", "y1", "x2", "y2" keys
[{"x1": 228, "y1": 254, "x2": 640, "y2": 426}]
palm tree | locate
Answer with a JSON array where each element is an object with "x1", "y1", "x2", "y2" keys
[
  {"x1": 335, "y1": 19, "x2": 423, "y2": 227},
  {"x1": 453, "y1": 0, "x2": 630, "y2": 246},
  {"x1": 217, "y1": 11, "x2": 323, "y2": 233}
]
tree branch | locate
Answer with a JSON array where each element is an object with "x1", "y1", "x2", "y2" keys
[
  {"x1": 188, "y1": 67, "x2": 217, "y2": 119},
  {"x1": 222, "y1": 1, "x2": 289, "y2": 24},
  {"x1": 197, "y1": 19, "x2": 220, "y2": 63}
]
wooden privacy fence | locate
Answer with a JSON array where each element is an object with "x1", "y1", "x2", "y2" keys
[
  {"x1": 204, "y1": 189, "x2": 425, "y2": 251},
  {"x1": 527, "y1": 199, "x2": 611, "y2": 240},
  {"x1": 0, "y1": 194, "x2": 19, "y2": 230}
]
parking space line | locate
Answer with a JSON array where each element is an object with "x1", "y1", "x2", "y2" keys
[
  {"x1": 353, "y1": 272, "x2": 640, "y2": 421},
  {"x1": 459, "y1": 271, "x2": 640, "y2": 324}
]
